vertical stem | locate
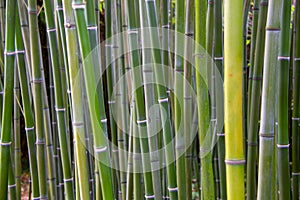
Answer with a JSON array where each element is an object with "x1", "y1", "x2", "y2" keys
[{"x1": 224, "y1": 0, "x2": 245, "y2": 199}]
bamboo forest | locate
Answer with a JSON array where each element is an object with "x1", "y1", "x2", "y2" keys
[{"x1": 0, "y1": 0, "x2": 298, "y2": 199}]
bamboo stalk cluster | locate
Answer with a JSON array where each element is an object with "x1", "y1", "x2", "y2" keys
[{"x1": 0, "y1": 0, "x2": 298, "y2": 200}]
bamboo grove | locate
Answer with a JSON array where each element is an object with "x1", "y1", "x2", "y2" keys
[{"x1": 0, "y1": 0, "x2": 298, "y2": 199}]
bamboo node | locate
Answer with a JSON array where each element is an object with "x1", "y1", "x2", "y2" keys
[
  {"x1": 56, "y1": 6, "x2": 63, "y2": 11},
  {"x1": 87, "y1": 26, "x2": 98, "y2": 30},
  {"x1": 158, "y1": 97, "x2": 169, "y2": 103},
  {"x1": 32, "y1": 197, "x2": 40, "y2": 200},
  {"x1": 294, "y1": 58, "x2": 300, "y2": 61},
  {"x1": 224, "y1": 159, "x2": 246, "y2": 165},
  {"x1": 31, "y1": 78, "x2": 43, "y2": 84},
  {"x1": 127, "y1": 29, "x2": 138, "y2": 34},
  {"x1": 4, "y1": 51, "x2": 16, "y2": 56},
  {"x1": 292, "y1": 117, "x2": 300, "y2": 121},
  {"x1": 63, "y1": 177, "x2": 73, "y2": 182},
  {"x1": 0, "y1": 91, "x2": 3, "y2": 94},
  {"x1": 108, "y1": 100, "x2": 116, "y2": 104},
  {"x1": 145, "y1": 194, "x2": 155, "y2": 199},
  {"x1": 28, "y1": 9, "x2": 38, "y2": 14},
  {"x1": 15, "y1": 50, "x2": 25, "y2": 54},
  {"x1": 64, "y1": 23, "x2": 76, "y2": 29},
  {"x1": 250, "y1": 76, "x2": 262, "y2": 81},
  {"x1": 276, "y1": 144, "x2": 290, "y2": 148},
  {"x1": 72, "y1": 3, "x2": 86, "y2": 9},
  {"x1": 35, "y1": 139, "x2": 45, "y2": 145},
  {"x1": 0, "y1": 141, "x2": 12, "y2": 146},
  {"x1": 168, "y1": 187, "x2": 178, "y2": 192},
  {"x1": 47, "y1": 28, "x2": 56, "y2": 33},
  {"x1": 278, "y1": 56, "x2": 290, "y2": 60},
  {"x1": 137, "y1": 119, "x2": 147, "y2": 124},
  {"x1": 94, "y1": 146, "x2": 108, "y2": 153},
  {"x1": 247, "y1": 142, "x2": 257, "y2": 146},
  {"x1": 162, "y1": 24, "x2": 170, "y2": 28},
  {"x1": 292, "y1": 172, "x2": 300, "y2": 176},
  {"x1": 55, "y1": 107, "x2": 66, "y2": 112},
  {"x1": 25, "y1": 126, "x2": 34, "y2": 131},
  {"x1": 8, "y1": 184, "x2": 16, "y2": 188},
  {"x1": 214, "y1": 57, "x2": 223, "y2": 61},
  {"x1": 72, "y1": 122, "x2": 84, "y2": 127},
  {"x1": 217, "y1": 133, "x2": 225, "y2": 136},
  {"x1": 101, "y1": 118, "x2": 107, "y2": 123}
]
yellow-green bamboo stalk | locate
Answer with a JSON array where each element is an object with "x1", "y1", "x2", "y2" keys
[{"x1": 224, "y1": 0, "x2": 245, "y2": 199}]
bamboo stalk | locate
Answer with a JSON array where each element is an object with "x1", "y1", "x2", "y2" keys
[
  {"x1": 277, "y1": 0, "x2": 292, "y2": 198},
  {"x1": 15, "y1": 13, "x2": 40, "y2": 198},
  {"x1": 292, "y1": 1, "x2": 300, "y2": 199},
  {"x1": 246, "y1": 0, "x2": 268, "y2": 198},
  {"x1": 71, "y1": 1, "x2": 115, "y2": 199},
  {"x1": 257, "y1": 0, "x2": 281, "y2": 198},
  {"x1": 224, "y1": 0, "x2": 245, "y2": 199},
  {"x1": 0, "y1": 0, "x2": 17, "y2": 198}
]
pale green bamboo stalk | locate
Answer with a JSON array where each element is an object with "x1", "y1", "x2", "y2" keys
[{"x1": 257, "y1": 0, "x2": 281, "y2": 198}]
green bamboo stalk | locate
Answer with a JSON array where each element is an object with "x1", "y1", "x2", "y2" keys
[
  {"x1": 45, "y1": 0, "x2": 84, "y2": 199},
  {"x1": 246, "y1": 0, "x2": 268, "y2": 198},
  {"x1": 292, "y1": 1, "x2": 300, "y2": 199},
  {"x1": 247, "y1": 0, "x2": 260, "y2": 126},
  {"x1": 213, "y1": 0, "x2": 226, "y2": 198},
  {"x1": 112, "y1": 0, "x2": 129, "y2": 198},
  {"x1": 174, "y1": 1, "x2": 186, "y2": 199},
  {"x1": 15, "y1": 13, "x2": 40, "y2": 199},
  {"x1": 224, "y1": 0, "x2": 245, "y2": 198},
  {"x1": 8, "y1": 158, "x2": 16, "y2": 200},
  {"x1": 125, "y1": 0, "x2": 155, "y2": 198},
  {"x1": 27, "y1": 1, "x2": 49, "y2": 198},
  {"x1": 183, "y1": 0, "x2": 194, "y2": 199},
  {"x1": 71, "y1": 1, "x2": 115, "y2": 199},
  {"x1": 0, "y1": 0, "x2": 17, "y2": 198},
  {"x1": 139, "y1": 0, "x2": 163, "y2": 198},
  {"x1": 14, "y1": 65, "x2": 21, "y2": 200},
  {"x1": 277, "y1": 0, "x2": 292, "y2": 198},
  {"x1": 257, "y1": 0, "x2": 281, "y2": 198}
]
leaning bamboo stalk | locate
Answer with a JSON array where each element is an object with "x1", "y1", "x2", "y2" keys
[
  {"x1": 0, "y1": 0, "x2": 17, "y2": 198},
  {"x1": 224, "y1": 0, "x2": 245, "y2": 199},
  {"x1": 292, "y1": 1, "x2": 300, "y2": 199},
  {"x1": 71, "y1": 1, "x2": 115, "y2": 199},
  {"x1": 246, "y1": 0, "x2": 268, "y2": 198},
  {"x1": 45, "y1": 0, "x2": 84, "y2": 199},
  {"x1": 277, "y1": 0, "x2": 292, "y2": 198},
  {"x1": 15, "y1": 14, "x2": 40, "y2": 199},
  {"x1": 257, "y1": 0, "x2": 281, "y2": 198}
]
